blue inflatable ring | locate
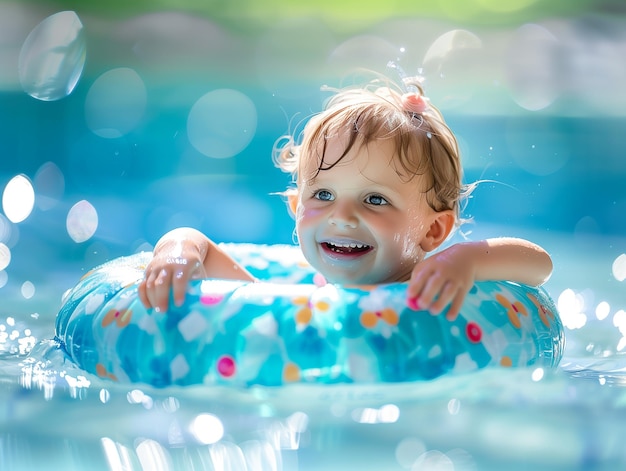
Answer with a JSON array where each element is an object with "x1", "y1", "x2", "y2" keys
[{"x1": 55, "y1": 243, "x2": 564, "y2": 387}]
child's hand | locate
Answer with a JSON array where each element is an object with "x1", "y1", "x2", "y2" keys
[
  {"x1": 406, "y1": 244, "x2": 475, "y2": 321},
  {"x1": 138, "y1": 250, "x2": 207, "y2": 312}
]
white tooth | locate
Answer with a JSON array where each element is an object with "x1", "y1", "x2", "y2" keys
[{"x1": 349, "y1": 243, "x2": 356, "y2": 248}]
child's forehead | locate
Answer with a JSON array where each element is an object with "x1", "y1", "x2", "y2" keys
[
  {"x1": 300, "y1": 133, "x2": 426, "y2": 188},
  {"x1": 302, "y1": 131, "x2": 386, "y2": 169}
]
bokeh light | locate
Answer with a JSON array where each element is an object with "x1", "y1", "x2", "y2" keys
[
  {"x1": 532, "y1": 367, "x2": 544, "y2": 381},
  {"x1": 2, "y1": 174, "x2": 35, "y2": 223},
  {"x1": 99, "y1": 389, "x2": 110, "y2": 404},
  {"x1": 558, "y1": 289, "x2": 587, "y2": 329},
  {"x1": 21, "y1": 281, "x2": 35, "y2": 299},
  {"x1": 412, "y1": 450, "x2": 454, "y2": 470},
  {"x1": 0, "y1": 214, "x2": 12, "y2": 244},
  {"x1": 0, "y1": 243, "x2": 10, "y2": 271},
  {"x1": 447, "y1": 398, "x2": 461, "y2": 415},
  {"x1": 66, "y1": 200, "x2": 98, "y2": 243},
  {"x1": 421, "y1": 29, "x2": 483, "y2": 109},
  {"x1": 613, "y1": 309, "x2": 626, "y2": 351},
  {"x1": 612, "y1": 254, "x2": 626, "y2": 282},
  {"x1": 34, "y1": 162, "x2": 65, "y2": 211},
  {"x1": 596, "y1": 301, "x2": 611, "y2": 321},
  {"x1": 506, "y1": 24, "x2": 560, "y2": 111},
  {"x1": 190, "y1": 413, "x2": 224, "y2": 444},
  {"x1": 396, "y1": 437, "x2": 428, "y2": 468},
  {"x1": 85, "y1": 67, "x2": 147, "y2": 138},
  {"x1": 18, "y1": 11, "x2": 85, "y2": 101},
  {"x1": 187, "y1": 89, "x2": 257, "y2": 159}
]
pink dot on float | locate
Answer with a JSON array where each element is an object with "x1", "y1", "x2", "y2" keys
[
  {"x1": 466, "y1": 322, "x2": 482, "y2": 343},
  {"x1": 313, "y1": 273, "x2": 327, "y2": 287},
  {"x1": 406, "y1": 297, "x2": 420, "y2": 310},
  {"x1": 200, "y1": 294, "x2": 224, "y2": 305},
  {"x1": 217, "y1": 355, "x2": 236, "y2": 377}
]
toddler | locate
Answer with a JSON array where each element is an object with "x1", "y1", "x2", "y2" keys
[{"x1": 138, "y1": 76, "x2": 552, "y2": 320}]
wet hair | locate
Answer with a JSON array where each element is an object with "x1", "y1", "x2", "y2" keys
[{"x1": 273, "y1": 75, "x2": 470, "y2": 223}]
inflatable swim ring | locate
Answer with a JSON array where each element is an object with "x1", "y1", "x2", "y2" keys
[{"x1": 55, "y1": 244, "x2": 564, "y2": 387}]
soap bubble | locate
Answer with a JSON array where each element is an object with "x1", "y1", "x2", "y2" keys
[{"x1": 18, "y1": 11, "x2": 85, "y2": 101}]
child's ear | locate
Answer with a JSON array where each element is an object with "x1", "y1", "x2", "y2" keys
[
  {"x1": 287, "y1": 191, "x2": 299, "y2": 217},
  {"x1": 420, "y1": 210, "x2": 455, "y2": 252}
]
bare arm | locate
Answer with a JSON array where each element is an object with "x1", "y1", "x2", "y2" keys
[
  {"x1": 407, "y1": 237, "x2": 553, "y2": 319},
  {"x1": 455, "y1": 237, "x2": 552, "y2": 286},
  {"x1": 138, "y1": 227, "x2": 254, "y2": 312}
]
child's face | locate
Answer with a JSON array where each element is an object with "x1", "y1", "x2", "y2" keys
[{"x1": 294, "y1": 134, "x2": 442, "y2": 285}]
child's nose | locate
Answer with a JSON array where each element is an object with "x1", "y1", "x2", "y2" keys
[{"x1": 328, "y1": 202, "x2": 358, "y2": 229}]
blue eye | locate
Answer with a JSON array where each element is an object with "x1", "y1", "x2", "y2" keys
[
  {"x1": 366, "y1": 194, "x2": 389, "y2": 206},
  {"x1": 314, "y1": 190, "x2": 334, "y2": 201}
]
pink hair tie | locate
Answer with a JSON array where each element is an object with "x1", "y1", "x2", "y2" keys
[{"x1": 401, "y1": 92, "x2": 428, "y2": 114}]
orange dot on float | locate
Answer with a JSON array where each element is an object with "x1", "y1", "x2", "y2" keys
[
  {"x1": 283, "y1": 363, "x2": 301, "y2": 382},
  {"x1": 96, "y1": 363, "x2": 107, "y2": 377}
]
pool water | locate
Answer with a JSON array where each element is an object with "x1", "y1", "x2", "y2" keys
[
  {"x1": 3, "y1": 302, "x2": 626, "y2": 471},
  {"x1": 2, "y1": 3, "x2": 626, "y2": 470},
  {"x1": 1, "y1": 233, "x2": 624, "y2": 471}
]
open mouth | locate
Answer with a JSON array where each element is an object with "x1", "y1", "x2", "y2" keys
[{"x1": 322, "y1": 241, "x2": 372, "y2": 256}]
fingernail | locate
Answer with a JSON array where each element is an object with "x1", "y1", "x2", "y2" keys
[{"x1": 407, "y1": 297, "x2": 420, "y2": 310}]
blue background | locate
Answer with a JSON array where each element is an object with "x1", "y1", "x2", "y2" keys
[{"x1": 0, "y1": 0, "x2": 625, "y2": 313}]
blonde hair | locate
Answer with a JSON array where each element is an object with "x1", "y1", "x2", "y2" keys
[{"x1": 273, "y1": 75, "x2": 469, "y2": 222}]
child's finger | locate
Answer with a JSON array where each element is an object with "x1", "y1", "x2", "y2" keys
[
  {"x1": 171, "y1": 268, "x2": 189, "y2": 307},
  {"x1": 137, "y1": 280, "x2": 150, "y2": 309},
  {"x1": 428, "y1": 282, "x2": 456, "y2": 315},
  {"x1": 415, "y1": 274, "x2": 445, "y2": 311},
  {"x1": 406, "y1": 272, "x2": 426, "y2": 301},
  {"x1": 151, "y1": 268, "x2": 172, "y2": 313},
  {"x1": 445, "y1": 288, "x2": 470, "y2": 321}
]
